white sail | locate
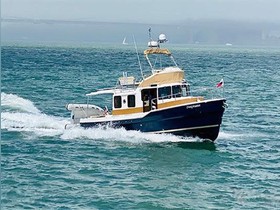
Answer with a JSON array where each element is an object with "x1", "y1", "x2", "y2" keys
[{"x1": 122, "y1": 37, "x2": 128, "y2": 45}]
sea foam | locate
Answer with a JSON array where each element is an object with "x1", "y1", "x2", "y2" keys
[{"x1": 1, "y1": 92, "x2": 41, "y2": 114}]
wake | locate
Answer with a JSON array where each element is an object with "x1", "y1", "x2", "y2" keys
[
  {"x1": 1, "y1": 93, "x2": 68, "y2": 137},
  {"x1": 1, "y1": 92, "x2": 198, "y2": 143}
]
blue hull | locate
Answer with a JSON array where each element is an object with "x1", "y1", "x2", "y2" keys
[{"x1": 81, "y1": 99, "x2": 226, "y2": 141}]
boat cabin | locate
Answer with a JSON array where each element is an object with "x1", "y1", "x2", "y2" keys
[{"x1": 110, "y1": 74, "x2": 201, "y2": 116}]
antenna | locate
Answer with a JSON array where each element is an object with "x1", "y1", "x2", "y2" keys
[
  {"x1": 148, "y1": 27, "x2": 159, "y2": 48},
  {"x1": 133, "y1": 35, "x2": 144, "y2": 79},
  {"x1": 148, "y1": 27, "x2": 152, "y2": 41}
]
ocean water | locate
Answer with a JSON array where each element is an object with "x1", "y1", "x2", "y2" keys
[{"x1": 1, "y1": 43, "x2": 280, "y2": 209}]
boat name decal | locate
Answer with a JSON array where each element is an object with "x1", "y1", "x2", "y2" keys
[{"x1": 186, "y1": 104, "x2": 201, "y2": 109}]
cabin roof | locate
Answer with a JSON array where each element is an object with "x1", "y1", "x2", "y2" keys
[{"x1": 138, "y1": 67, "x2": 184, "y2": 88}]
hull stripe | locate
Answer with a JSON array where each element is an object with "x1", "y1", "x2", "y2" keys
[{"x1": 148, "y1": 124, "x2": 219, "y2": 134}]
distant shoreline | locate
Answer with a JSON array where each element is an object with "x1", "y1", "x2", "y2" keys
[{"x1": 2, "y1": 19, "x2": 280, "y2": 46}]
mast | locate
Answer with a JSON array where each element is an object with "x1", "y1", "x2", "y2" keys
[{"x1": 133, "y1": 35, "x2": 144, "y2": 79}]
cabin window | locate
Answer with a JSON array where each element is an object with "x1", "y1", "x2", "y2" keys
[
  {"x1": 128, "y1": 95, "x2": 135, "y2": 107},
  {"x1": 172, "y1": 85, "x2": 182, "y2": 98},
  {"x1": 114, "y1": 96, "x2": 122, "y2": 108},
  {"x1": 158, "y1": 86, "x2": 171, "y2": 99}
]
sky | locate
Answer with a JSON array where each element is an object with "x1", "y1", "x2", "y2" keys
[{"x1": 2, "y1": 0, "x2": 280, "y2": 24}]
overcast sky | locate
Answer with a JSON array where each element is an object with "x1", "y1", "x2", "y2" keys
[{"x1": 2, "y1": 0, "x2": 280, "y2": 24}]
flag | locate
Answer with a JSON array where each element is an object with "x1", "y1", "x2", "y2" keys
[{"x1": 216, "y1": 79, "x2": 224, "y2": 88}]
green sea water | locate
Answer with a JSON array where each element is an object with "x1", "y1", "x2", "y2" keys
[{"x1": 1, "y1": 44, "x2": 280, "y2": 209}]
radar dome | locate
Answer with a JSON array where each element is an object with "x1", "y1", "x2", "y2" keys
[{"x1": 158, "y1": 34, "x2": 167, "y2": 43}]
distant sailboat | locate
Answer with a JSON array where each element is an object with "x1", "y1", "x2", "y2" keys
[{"x1": 122, "y1": 37, "x2": 128, "y2": 45}]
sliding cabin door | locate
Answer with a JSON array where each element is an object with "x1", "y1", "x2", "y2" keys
[{"x1": 141, "y1": 88, "x2": 157, "y2": 112}]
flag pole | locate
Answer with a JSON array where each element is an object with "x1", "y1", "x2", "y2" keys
[{"x1": 223, "y1": 78, "x2": 225, "y2": 98}]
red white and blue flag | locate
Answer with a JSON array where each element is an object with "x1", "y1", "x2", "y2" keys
[{"x1": 216, "y1": 79, "x2": 224, "y2": 88}]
